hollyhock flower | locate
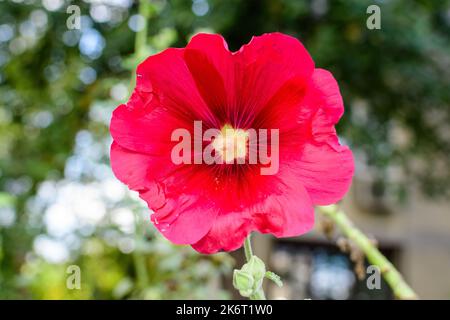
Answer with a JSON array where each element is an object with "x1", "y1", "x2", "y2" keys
[{"x1": 110, "y1": 32, "x2": 354, "y2": 254}]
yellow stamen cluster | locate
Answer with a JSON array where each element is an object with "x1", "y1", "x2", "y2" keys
[{"x1": 212, "y1": 124, "x2": 249, "y2": 163}]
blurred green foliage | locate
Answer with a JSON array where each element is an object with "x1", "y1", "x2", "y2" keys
[{"x1": 0, "y1": 0, "x2": 449, "y2": 299}]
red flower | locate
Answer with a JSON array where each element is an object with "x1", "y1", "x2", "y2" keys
[{"x1": 110, "y1": 33, "x2": 354, "y2": 254}]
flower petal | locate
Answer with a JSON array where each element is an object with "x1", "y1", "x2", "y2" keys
[
  {"x1": 303, "y1": 68, "x2": 345, "y2": 147},
  {"x1": 293, "y1": 143, "x2": 354, "y2": 205},
  {"x1": 142, "y1": 190, "x2": 219, "y2": 245},
  {"x1": 234, "y1": 32, "x2": 314, "y2": 127},
  {"x1": 110, "y1": 47, "x2": 221, "y2": 155},
  {"x1": 192, "y1": 210, "x2": 252, "y2": 254},
  {"x1": 111, "y1": 143, "x2": 216, "y2": 244},
  {"x1": 184, "y1": 33, "x2": 235, "y2": 121},
  {"x1": 110, "y1": 101, "x2": 186, "y2": 155},
  {"x1": 251, "y1": 176, "x2": 314, "y2": 238},
  {"x1": 137, "y1": 48, "x2": 217, "y2": 126},
  {"x1": 193, "y1": 169, "x2": 315, "y2": 254},
  {"x1": 110, "y1": 142, "x2": 152, "y2": 191}
]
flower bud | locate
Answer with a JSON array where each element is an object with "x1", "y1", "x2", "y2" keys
[
  {"x1": 233, "y1": 269, "x2": 254, "y2": 297},
  {"x1": 242, "y1": 255, "x2": 266, "y2": 281}
]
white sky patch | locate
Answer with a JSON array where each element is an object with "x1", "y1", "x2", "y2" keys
[
  {"x1": 42, "y1": 0, "x2": 64, "y2": 12},
  {"x1": 101, "y1": 178, "x2": 126, "y2": 202},
  {"x1": 0, "y1": 24, "x2": 14, "y2": 43},
  {"x1": 32, "y1": 119, "x2": 147, "y2": 263},
  {"x1": 45, "y1": 203, "x2": 78, "y2": 237},
  {"x1": 111, "y1": 208, "x2": 135, "y2": 234},
  {"x1": 43, "y1": 182, "x2": 107, "y2": 237},
  {"x1": 0, "y1": 207, "x2": 16, "y2": 227},
  {"x1": 90, "y1": 4, "x2": 111, "y2": 23},
  {"x1": 110, "y1": 83, "x2": 128, "y2": 101},
  {"x1": 128, "y1": 14, "x2": 145, "y2": 32},
  {"x1": 34, "y1": 235, "x2": 69, "y2": 264}
]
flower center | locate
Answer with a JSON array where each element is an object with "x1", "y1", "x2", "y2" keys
[{"x1": 212, "y1": 124, "x2": 249, "y2": 163}]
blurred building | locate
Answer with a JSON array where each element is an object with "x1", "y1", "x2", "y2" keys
[{"x1": 253, "y1": 178, "x2": 450, "y2": 300}]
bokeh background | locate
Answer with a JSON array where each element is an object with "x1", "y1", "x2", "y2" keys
[{"x1": 0, "y1": 0, "x2": 449, "y2": 299}]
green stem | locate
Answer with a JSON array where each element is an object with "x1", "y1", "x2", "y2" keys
[
  {"x1": 243, "y1": 234, "x2": 266, "y2": 300},
  {"x1": 133, "y1": 211, "x2": 149, "y2": 291},
  {"x1": 134, "y1": 0, "x2": 150, "y2": 59},
  {"x1": 128, "y1": 0, "x2": 151, "y2": 94},
  {"x1": 250, "y1": 288, "x2": 266, "y2": 300},
  {"x1": 318, "y1": 205, "x2": 418, "y2": 300},
  {"x1": 243, "y1": 235, "x2": 253, "y2": 261},
  {"x1": 130, "y1": 2, "x2": 151, "y2": 293}
]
